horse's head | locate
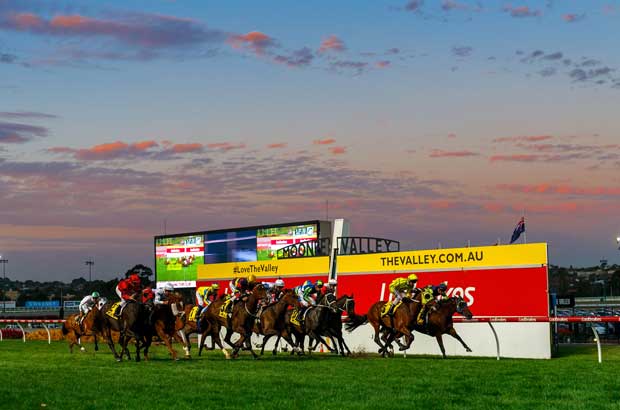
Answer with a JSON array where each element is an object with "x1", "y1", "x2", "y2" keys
[
  {"x1": 252, "y1": 283, "x2": 268, "y2": 304},
  {"x1": 453, "y1": 296, "x2": 473, "y2": 319},
  {"x1": 337, "y1": 294, "x2": 355, "y2": 314},
  {"x1": 281, "y1": 289, "x2": 301, "y2": 308}
]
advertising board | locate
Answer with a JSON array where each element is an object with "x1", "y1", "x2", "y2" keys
[
  {"x1": 155, "y1": 234, "x2": 204, "y2": 287},
  {"x1": 204, "y1": 229, "x2": 257, "y2": 264},
  {"x1": 336, "y1": 243, "x2": 549, "y2": 316}
]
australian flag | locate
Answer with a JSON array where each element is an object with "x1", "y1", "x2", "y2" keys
[{"x1": 510, "y1": 217, "x2": 526, "y2": 244}]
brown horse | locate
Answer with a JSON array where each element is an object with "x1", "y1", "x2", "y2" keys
[
  {"x1": 141, "y1": 292, "x2": 184, "y2": 361},
  {"x1": 345, "y1": 291, "x2": 423, "y2": 357},
  {"x1": 62, "y1": 305, "x2": 100, "y2": 353},
  {"x1": 203, "y1": 284, "x2": 268, "y2": 359},
  {"x1": 174, "y1": 302, "x2": 225, "y2": 358},
  {"x1": 410, "y1": 295, "x2": 473, "y2": 358},
  {"x1": 254, "y1": 289, "x2": 300, "y2": 356}
]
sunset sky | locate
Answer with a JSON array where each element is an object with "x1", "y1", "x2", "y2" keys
[{"x1": 1, "y1": 0, "x2": 620, "y2": 281}]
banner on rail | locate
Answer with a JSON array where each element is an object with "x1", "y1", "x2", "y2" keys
[{"x1": 336, "y1": 243, "x2": 549, "y2": 317}]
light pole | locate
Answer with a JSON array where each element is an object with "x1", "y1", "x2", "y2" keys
[
  {"x1": 85, "y1": 258, "x2": 94, "y2": 282},
  {"x1": 0, "y1": 257, "x2": 7, "y2": 313}
]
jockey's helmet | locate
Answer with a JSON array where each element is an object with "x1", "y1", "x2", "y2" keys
[
  {"x1": 315, "y1": 280, "x2": 324, "y2": 288},
  {"x1": 130, "y1": 274, "x2": 141, "y2": 284},
  {"x1": 408, "y1": 274, "x2": 418, "y2": 282},
  {"x1": 248, "y1": 274, "x2": 257, "y2": 283},
  {"x1": 438, "y1": 283, "x2": 447, "y2": 292},
  {"x1": 91, "y1": 291, "x2": 100, "y2": 298},
  {"x1": 211, "y1": 283, "x2": 220, "y2": 290},
  {"x1": 164, "y1": 284, "x2": 174, "y2": 292},
  {"x1": 238, "y1": 278, "x2": 249, "y2": 288},
  {"x1": 275, "y1": 279, "x2": 285, "y2": 287}
]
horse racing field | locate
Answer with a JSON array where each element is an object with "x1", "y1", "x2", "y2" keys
[{"x1": 1, "y1": 340, "x2": 619, "y2": 410}]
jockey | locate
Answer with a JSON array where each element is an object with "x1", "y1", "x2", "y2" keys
[
  {"x1": 324, "y1": 279, "x2": 337, "y2": 296},
  {"x1": 154, "y1": 284, "x2": 174, "y2": 305},
  {"x1": 229, "y1": 277, "x2": 250, "y2": 303},
  {"x1": 142, "y1": 287, "x2": 155, "y2": 304},
  {"x1": 294, "y1": 280, "x2": 317, "y2": 307},
  {"x1": 389, "y1": 274, "x2": 418, "y2": 306},
  {"x1": 196, "y1": 283, "x2": 220, "y2": 314},
  {"x1": 78, "y1": 292, "x2": 100, "y2": 323},
  {"x1": 260, "y1": 278, "x2": 284, "y2": 303},
  {"x1": 115, "y1": 273, "x2": 142, "y2": 311},
  {"x1": 417, "y1": 282, "x2": 448, "y2": 325}
]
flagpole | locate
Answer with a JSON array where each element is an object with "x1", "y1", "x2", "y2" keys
[{"x1": 523, "y1": 209, "x2": 527, "y2": 244}]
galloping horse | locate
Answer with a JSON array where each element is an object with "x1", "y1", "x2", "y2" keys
[
  {"x1": 285, "y1": 304, "x2": 331, "y2": 355},
  {"x1": 313, "y1": 293, "x2": 358, "y2": 356},
  {"x1": 62, "y1": 304, "x2": 101, "y2": 353},
  {"x1": 345, "y1": 291, "x2": 423, "y2": 357},
  {"x1": 410, "y1": 295, "x2": 473, "y2": 358},
  {"x1": 141, "y1": 292, "x2": 184, "y2": 361},
  {"x1": 95, "y1": 298, "x2": 149, "y2": 362},
  {"x1": 254, "y1": 289, "x2": 300, "y2": 356},
  {"x1": 203, "y1": 284, "x2": 268, "y2": 359}
]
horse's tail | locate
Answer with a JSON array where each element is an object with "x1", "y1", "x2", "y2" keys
[{"x1": 344, "y1": 313, "x2": 367, "y2": 332}]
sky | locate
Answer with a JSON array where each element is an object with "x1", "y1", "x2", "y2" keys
[{"x1": 1, "y1": 0, "x2": 620, "y2": 282}]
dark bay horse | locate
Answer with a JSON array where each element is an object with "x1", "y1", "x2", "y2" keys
[
  {"x1": 313, "y1": 293, "x2": 359, "y2": 356},
  {"x1": 410, "y1": 296, "x2": 474, "y2": 358},
  {"x1": 203, "y1": 284, "x2": 268, "y2": 359},
  {"x1": 254, "y1": 289, "x2": 300, "y2": 356},
  {"x1": 285, "y1": 304, "x2": 331, "y2": 355},
  {"x1": 94, "y1": 298, "x2": 149, "y2": 362}
]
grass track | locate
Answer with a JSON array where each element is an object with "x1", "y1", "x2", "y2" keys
[{"x1": 1, "y1": 341, "x2": 619, "y2": 410}]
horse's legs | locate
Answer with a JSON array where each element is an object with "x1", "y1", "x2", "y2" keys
[
  {"x1": 155, "y1": 324, "x2": 178, "y2": 361},
  {"x1": 371, "y1": 322, "x2": 386, "y2": 352},
  {"x1": 435, "y1": 335, "x2": 447, "y2": 358},
  {"x1": 448, "y1": 327, "x2": 472, "y2": 352},
  {"x1": 104, "y1": 326, "x2": 121, "y2": 361},
  {"x1": 260, "y1": 334, "x2": 274, "y2": 355}
]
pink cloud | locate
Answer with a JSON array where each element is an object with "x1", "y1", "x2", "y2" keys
[
  {"x1": 318, "y1": 35, "x2": 346, "y2": 53},
  {"x1": 313, "y1": 138, "x2": 336, "y2": 145},
  {"x1": 207, "y1": 142, "x2": 246, "y2": 151},
  {"x1": 375, "y1": 60, "x2": 391, "y2": 68},
  {"x1": 447, "y1": 133, "x2": 457, "y2": 138},
  {"x1": 329, "y1": 146, "x2": 346, "y2": 155},
  {"x1": 489, "y1": 154, "x2": 542, "y2": 162},
  {"x1": 267, "y1": 143, "x2": 287, "y2": 149},
  {"x1": 429, "y1": 149, "x2": 478, "y2": 158},
  {"x1": 49, "y1": 140, "x2": 165, "y2": 160},
  {"x1": 497, "y1": 183, "x2": 620, "y2": 197},
  {"x1": 563, "y1": 13, "x2": 585, "y2": 23},
  {"x1": 493, "y1": 135, "x2": 554, "y2": 143},
  {"x1": 228, "y1": 31, "x2": 276, "y2": 56},
  {"x1": 503, "y1": 5, "x2": 542, "y2": 18},
  {"x1": 170, "y1": 143, "x2": 203, "y2": 153}
]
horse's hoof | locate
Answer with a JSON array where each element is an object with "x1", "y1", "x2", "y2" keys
[
  {"x1": 80, "y1": 347, "x2": 86, "y2": 352},
  {"x1": 466, "y1": 348, "x2": 472, "y2": 352},
  {"x1": 115, "y1": 358, "x2": 122, "y2": 362}
]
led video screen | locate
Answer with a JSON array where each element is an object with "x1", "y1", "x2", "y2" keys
[
  {"x1": 205, "y1": 229, "x2": 257, "y2": 264},
  {"x1": 256, "y1": 223, "x2": 318, "y2": 260},
  {"x1": 155, "y1": 234, "x2": 204, "y2": 284}
]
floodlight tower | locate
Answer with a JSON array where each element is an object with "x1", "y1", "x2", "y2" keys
[{"x1": 85, "y1": 258, "x2": 94, "y2": 282}]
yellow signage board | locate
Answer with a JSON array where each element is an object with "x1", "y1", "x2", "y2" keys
[
  {"x1": 337, "y1": 243, "x2": 547, "y2": 274},
  {"x1": 197, "y1": 256, "x2": 330, "y2": 280}
]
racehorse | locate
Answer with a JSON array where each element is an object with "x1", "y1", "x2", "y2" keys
[
  {"x1": 285, "y1": 304, "x2": 331, "y2": 355},
  {"x1": 254, "y1": 289, "x2": 300, "y2": 356},
  {"x1": 345, "y1": 291, "x2": 423, "y2": 357},
  {"x1": 410, "y1": 295, "x2": 473, "y2": 358},
  {"x1": 62, "y1": 303, "x2": 101, "y2": 353},
  {"x1": 141, "y1": 292, "x2": 184, "y2": 361},
  {"x1": 313, "y1": 293, "x2": 358, "y2": 356},
  {"x1": 94, "y1": 297, "x2": 149, "y2": 362},
  {"x1": 203, "y1": 283, "x2": 268, "y2": 359}
]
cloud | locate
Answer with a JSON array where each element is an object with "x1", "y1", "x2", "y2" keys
[
  {"x1": 329, "y1": 60, "x2": 368, "y2": 74},
  {"x1": 493, "y1": 135, "x2": 554, "y2": 143},
  {"x1": 329, "y1": 146, "x2": 346, "y2": 155},
  {"x1": 0, "y1": 11, "x2": 226, "y2": 49},
  {"x1": 267, "y1": 143, "x2": 287, "y2": 149},
  {"x1": 273, "y1": 47, "x2": 314, "y2": 68},
  {"x1": 0, "y1": 121, "x2": 48, "y2": 143},
  {"x1": 313, "y1": 138, "x2": 336, "y2": 145},
  {"x1": 0, "y1": 111, "x2": 58, "y2": 119},
  {"x1": 489, "y1": 154, "x2": 543, "y2": 162},
  {"x1": 206, "y1": 142, "x2": 245, "y2": 151},
  {"x1": 452, "y1": 46, "x2": 473, "y2": 57},
  {"x1": 318, "y1": 35, "x2": 346, "y2": 53},
  {"x1": 404, "y1": 1, "x2": 424, "y2": 12},
  {"x1": 429, "y1": 149, "x2": 479, "y2": 158},
  {"x1": 497, "y1": 183, "x2": 620, "y2": 198},
  {"x1": 375, "y1": 60, "x2": 391, "y2": 68},
  {"x1": 503, "y1": 5, "x2": 542, "y2": 18},
  {"x1": 49, "y1": 140, "x2": 166, "y2": 160},
  {"x1": 0, "y1": 52, "x2": 18, "y2": 64},
  {"x1": 441, "y1": 0, "x2": 470, "y2": 11},
  {"x1": 228, "y1": 31, "x2": 276, "y2": 56},
  {"x1": 563, "y1": 13, "x2": 585, "y2": 23}
]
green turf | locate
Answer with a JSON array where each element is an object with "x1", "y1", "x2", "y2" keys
[{"x1": 1, "y1": 341, "x2": 619, "y2": 410}]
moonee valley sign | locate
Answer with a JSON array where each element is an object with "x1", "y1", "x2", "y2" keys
[{"x1": 337, "y1": 237, "x2": 400, "y2": 255}]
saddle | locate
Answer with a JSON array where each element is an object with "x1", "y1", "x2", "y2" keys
[
  {"x1": 219, "y1": 298, "x2": 234, "y2": 318},
  {"x1": 381, "y1": 300, "x2": 402, "y2": 317},
  {"x1": 188, "y1": 306, "x2": 200, "y2": 323},
  {"x1": 290, "y1": 307, "x2": 311, "y2": 327},
  {"x1": 106, "y1": 302, "x2": 122, "y2": 319}
]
